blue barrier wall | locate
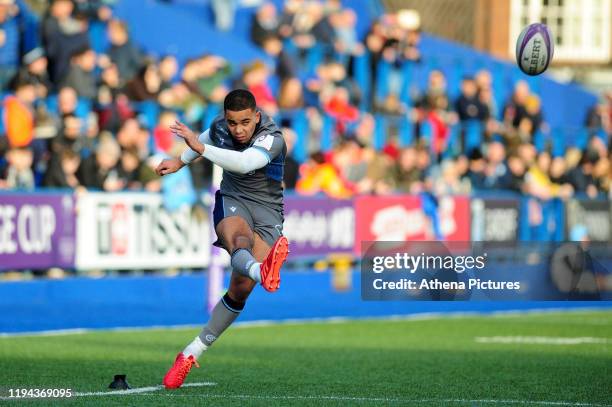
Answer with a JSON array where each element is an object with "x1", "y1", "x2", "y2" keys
[{"x1": 1, "y1": 271, "x2": 609, "y2": 334}]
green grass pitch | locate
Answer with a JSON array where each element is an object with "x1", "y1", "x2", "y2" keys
[{"x1": 1, "y1": 310, "x2": 610, "y2": 406}]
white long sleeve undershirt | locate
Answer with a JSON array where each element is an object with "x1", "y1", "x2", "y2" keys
[{"x1": 179, "y1": 130, "x2": 270, "y2": 174}]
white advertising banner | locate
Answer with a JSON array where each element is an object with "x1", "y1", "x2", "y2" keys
[{"x1": 76, "y1": 192, "x2": 211, "y2": 270}]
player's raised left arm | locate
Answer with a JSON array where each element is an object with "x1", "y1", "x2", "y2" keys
[{"x1": 201, "y1": 145, "x2": 270, "y2": 174}]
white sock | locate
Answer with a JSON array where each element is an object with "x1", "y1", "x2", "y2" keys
[
  {"x1": 247, "y1": 261, "x2": 262, "y2": 283},
  {"x1": 182, "y1": 336, "x2": 208, "y2": 359}
]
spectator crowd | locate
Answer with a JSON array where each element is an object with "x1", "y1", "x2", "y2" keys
[{"x1": 0, "y1": 0, "x2": 610, "y2": 201}]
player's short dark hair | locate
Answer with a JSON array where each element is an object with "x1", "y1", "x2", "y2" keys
[{"x1": 224, "y1": 89, "x2": 256, "y2": 112}]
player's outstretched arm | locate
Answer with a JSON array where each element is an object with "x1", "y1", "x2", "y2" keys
[{"x1": 155, "y1": 158, "x2": 185, "y2": 176}]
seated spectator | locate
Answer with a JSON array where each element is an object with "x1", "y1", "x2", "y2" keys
[
  {"x1": 278, "y1": 77, "x2": 304, "y2": 110},
  {"x1": 568, "y1": 149, "x2": 600, "y2": 199},
  {"x1": 57, "y1": 85, "x2": 78, "y2": 116},
  {"x1": 296, "y1": 151, "x2": 353, "y2": 198},
  {"x1": 3, "y1": 76, "x2": 36, "y2": 148},
  {"x1": 77, "y1": 133, "x2": 122, "y2": 191},
  {"x1": 43, "y1": 147, "x2": 81, "y2": 188},
  {"x1": 475, "y1": 70, "x2": 498, "y2": 117},
  {"x1": 1, "y1": 146, "x2": 35, "y2": 189},
  {"x1": 96, "y1": 63, "x2": 134, "y2": 133},
  {"x1": 525, "y1": 151, "x2": 572, "y2": 200},
  {"x1": 116, "y1": 117, "x2": 150, "y2": 158},
  {"x1": 117, "y1": 147, "x2": 160, "y2": 191},
  {"x1": 517, "y1": 142, "x2": 537, "y2": 168},
  {"x1": 322, "y1": 86, "x2": 359, "y2": 128},
  {"x1": 466, "y1": 148, "x2": 486, "y2": 190},
  {"x1": 391, "y1": 146, "x2": 421, "y2": 193},
  {"x1": 124, "y1": 60, "x2": 161, "y2": 102},
  {"x1": 61, "y1": 46, "x2": 97, "y2": 99},
  {"x1": 433, "y1": 159, "x2": 470, "y2": 196},
  {"x1": 503, "y1": 81, "x2": 543, "y2": 137},
  {"x1": 51, "y1": 113, "x2": 97, "y2": 155},
  {"x1": 330, "y1": 137, "x2": 367, "y2": 186},
  {"x1": 158, "y1": 54, "x2": 178, "y2": 91},
  {"x1": 152, "y1": 110, "x2": 178, "y2": 154},
  {"x1": 251, "y1": 2, "x2": 279, "y2": 47},
  {"x1": 106, "y1": 18, "x2": 144, "y2": 84},
  {"x1": 483, "y1": 140, "x2": 510, "y2": 189},
  {"x1": 242, "y1": 60, "x2": 277, "y2": 116},
  {"x1": 194, "y1": 54, "x2": 230, "y2": 104},
  {"x1": 507, "y1": 154, "x2": 526, "y2": 193}
]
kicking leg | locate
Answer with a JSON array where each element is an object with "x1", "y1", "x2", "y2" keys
[{"x1": 185, "y1": 233, "x2": 271, "y2": 359}]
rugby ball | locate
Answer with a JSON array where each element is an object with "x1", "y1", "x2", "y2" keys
[{"x1": 516, "y1": 23, "x2": 554, "y2": 76}]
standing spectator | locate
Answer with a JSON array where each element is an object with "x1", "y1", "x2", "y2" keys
[
  {"x1": 210, "y1": 0, "x2": 237, "y2": 32},
  {"x1": 251, "y1": 2, "x2": 278, "y2": 47},
  {"x1": 331, "y1": 8, "x2": 362, "y2": 56},
  {"x1": 455, "y1": 76, "x2": 489, "y2": 122},
  {"x1": 61, "y1": 46, "x2": 97, "y2": 99},
  {"x1": 42, "y1": 0, "x2": 90, "y2": 85},
  {"x1": 0, "y1": 0, "x2": 20, "y2": 90},
  {"x1": 261, "y1": 36, "x2": 295, "y2": 81},
  {"x1": 106, "y1": 19, "x2": 143, "y2": 84},
  {"x1": 14, "y1": 47, "x2": 52, "y2": 99}
]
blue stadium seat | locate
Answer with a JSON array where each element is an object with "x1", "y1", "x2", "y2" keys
[
  {"x1": 292, "y1": 109, "x2": 308, "y2": 163},
  {"x1": 373, "y1": 114, "x2": 387, "y2": 150},
  {"x1": 352, "y1": 52, "x2": 371, "y2": 111},
  {"x1": 321, "y1": 113, "x2": 335, "y2": 152},
  {"x1": 464, "y1": 119, "x2": 483, "y2": 153},
  {"x1": 398, "y1": 116, "x2": 413, "y2": 148}
]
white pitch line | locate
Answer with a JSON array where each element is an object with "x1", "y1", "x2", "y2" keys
[
  {"x1": 2, "y1": 306, "x2": 611, "y2": 338},
  {"x1": 145, "y1": 393, "x2": 612, "y2": 406},
  {"x1": 475, "y1": 336, "x2": 612, "y2": 345},
  {"x1": 73, "y1": 381, "x2": 216, "y2": 397}
]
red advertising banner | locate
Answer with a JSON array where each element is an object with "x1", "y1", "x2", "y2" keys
[{"x1": 354, "y1": 195, "x2": 470, "y2": 253}]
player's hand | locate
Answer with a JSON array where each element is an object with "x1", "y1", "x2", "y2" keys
[
  {"x1": 170, "y1": 120, "x2": 204, "y2": 154},
  {"x1": 156, "y1": 158, "x2": 185, "y2": 176}
]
